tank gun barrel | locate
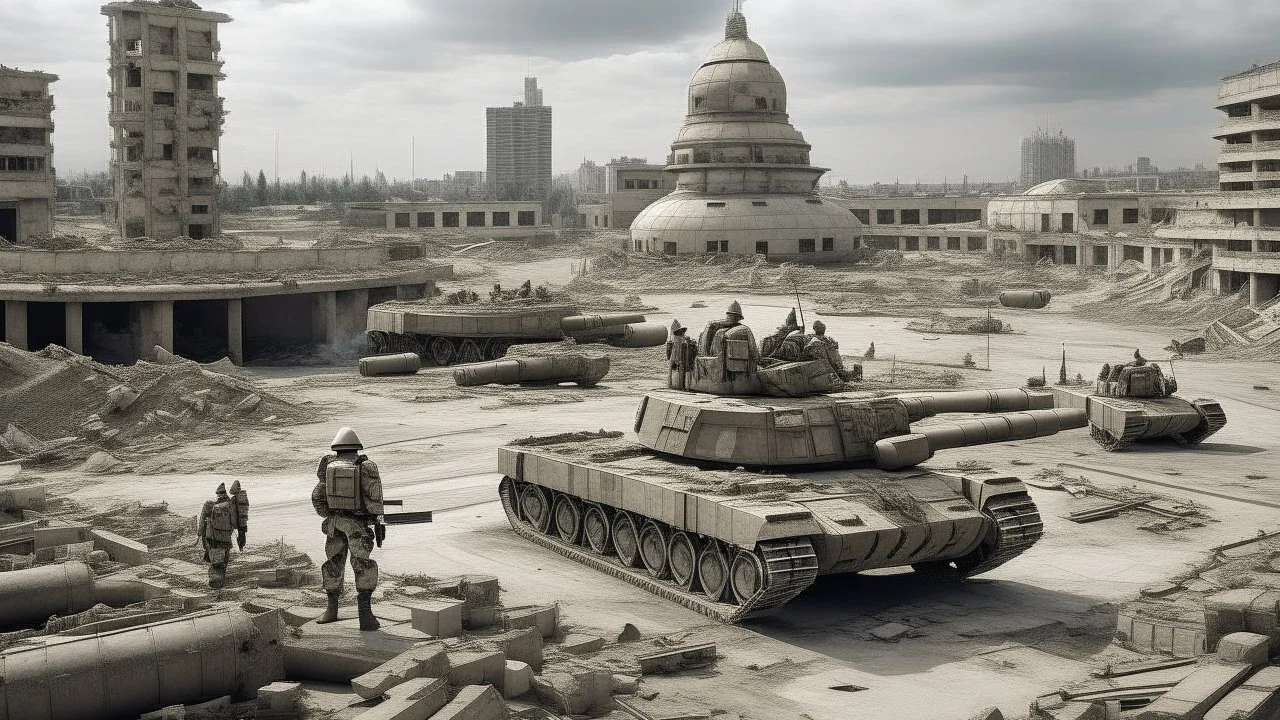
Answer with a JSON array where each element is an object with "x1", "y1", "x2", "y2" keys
[
  {"x1": 453, "y1": 354, "x2": 610, "y2": 387},
  {"x1": 874, "y1": 408, "x2": 1087, "y2": 470},
  {"x1": 895, "y1": 388, "x2": 1055, "y2": 421},
  {"x1": 560, "y1": 313, "x2": 647, "y2": 334},
  {"x1": 580, "y1": 323, "x2": 669, "y2": 348}
]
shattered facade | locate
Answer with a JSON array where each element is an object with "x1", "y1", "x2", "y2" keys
[
  {"x1": 0, "y1": 67, "x2": 58, "y2": 244},
  {"x1": 486, "y1": 77, "x2": 552, "y2": 201},
  {"x1": 101, "y1": 0, "x2": 231, "y2": 240}
]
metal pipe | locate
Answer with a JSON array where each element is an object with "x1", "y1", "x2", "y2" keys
[
  {"x1": 561, "y1": 313, "x2": 647, "y2": 334},
  {"x1": 0, "y1": 563, "x2": 95, "y2": 631},
  {"x1": 359, "y1": 353, "x2": 422, "y2": 377},
  {"x1": 453, "y1": 355, "x2": 610, "y2": 387},
  {"x1": 999, "y1": 290, "x2": 1052, "y2": 309},
  {"x1": 874, "y1": 408, "x2": 1087, "y2": 469},
  {"x1": 896, "y1": 388, "x2": 1055, "y2": 421},
  {"x1": 597, "y1": 323, "x2": 669, "y2": 348}
]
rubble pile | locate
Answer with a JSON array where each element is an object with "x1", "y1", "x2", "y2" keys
[{"x1": 906, "y1": 313, "x2": 1012, "y2": 335}]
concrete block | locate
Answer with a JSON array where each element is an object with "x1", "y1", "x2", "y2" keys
[
  {"x1": 0, "y1": 484, "x2": 45, "y2": 511},
  {"x1": 404, "y1": 598, "x2": 464, "y2": 638},
  {"x1": 33, "y1": 522, "x2": 91, "y2": 550},
  {"x1": 351, "y1": 642, "x2": 449, "y2": 700},
  {"x1": 1206, "y1": 589, "x2": 1268, "y2": 648},
  {"x1": 447, "y1": 651, "x2": 506, "y2": 689},
  {"x1": 458, "y1": 575, "x2": 501, "y2": 607},
  {"x1": 870, "y1": 623, "x2": 912, "y2": 642},
  {"x1": 559, "y1": 633, "x2": 605, "y2": 655},
  {"x1": 533, "y1": 671, "x2": 613, "y2": 715},
  {"x1": 504, "y1": 605, "x2": 557, "y2": 638},
  {"x1": 432, "y1": 684, "x2": 508, "y2": 720},
  {"x1": 1217, "y1": 632, "x2": 1271, "y2": 666},
  {"x1": 256, "y1": 681, "x2": 302, "y2": 712},
  {"x1": 1136, "y1": 663, "x2": 1253, "y2": 720},
  {"x1": 352, "y1": 677, "x2": 450, "y2": 720},
  {"x1": 504, "y1": 661, "x2": 532, "y2": 699},
  {"x1": 1204, "y1": 667, "x2": 1280, "y2": 720},
  {"x1": 91, "y1": 528, "x2": 151, "y2": 565},
  {"x1": 612, "y1": 674, "x2": 639, "y2": 695},
  {"x1": 488, "y1": 627, "x2": 544, "y2": 671},
  {"x1": 465, "y1": 604, "x2": 501, "y2": 630},
  {"x1": 637, "y1": 643, "x2": 717, "y2": 675}
]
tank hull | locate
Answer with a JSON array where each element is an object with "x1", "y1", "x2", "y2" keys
[
  {"x1": 1052, "y1": 386, "x2": 1227, "y2": 450},
  {"x1": 498, "y1": 434, "x2": 1042, "y2": 622}
]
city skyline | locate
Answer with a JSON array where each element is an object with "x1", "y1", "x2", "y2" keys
[{"x1": 4, "y1": 0, "x2": 1280, "y2": 184}]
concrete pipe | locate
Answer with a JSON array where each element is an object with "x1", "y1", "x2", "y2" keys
[
  {"x1": 560, "y1": 313, "x2": 647, "y2": 334},
  {"x1": 999, "y1": 290, "x2": 1052, "y2": 309},
  {"x1": 897, "y1": 388, "x2": 1055, "y2": 421},
  {"x1": 0, "y1": 562, "x2": 95, "y2": 631},
  {"x1": 598, "y1": 323, "x2": 669, "y2": 348},
  {"x1": 453, "y1": 354, "x2": 610, "y2": 387},
  {"x1": 359, "y1": 352, "x2": 422, "y2": 377},
  {"x1": 874, "y1": 408, "x2": 1087, "y2": 469},
  {"x1": 0, "y1": 608, "x2": 285, "y2": 720}
]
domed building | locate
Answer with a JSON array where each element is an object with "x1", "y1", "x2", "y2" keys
[{"x1": 630, "y1": 8, "x2": 861, "y2": 262}]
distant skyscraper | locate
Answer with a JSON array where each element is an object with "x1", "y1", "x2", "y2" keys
[
  {"x1": 486, "y1": 77, "x2": 552, "y2": 200},
  {"x1": 1020, "y1": 130, "x2": 1076, "y2": 188},
  {"x1": 576, "y1": 160, "x2": 605, "y2": 194}
]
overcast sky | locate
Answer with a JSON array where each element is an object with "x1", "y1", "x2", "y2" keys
[{"x1": 4, "y1": 0, "x2": 1280, "y2": 185}]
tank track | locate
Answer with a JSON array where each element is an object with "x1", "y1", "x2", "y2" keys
[
  {"x1": 964, "y1": 493, "x2": 1043, "y2": 577},
  {"x1": 366, "y1": 331, "x2": 517, "y2": 366},
  {"x1": 1184, "y1": 400, "x2": 1227, "y2": 444},
  {"x1": 498, "y1": 477, "x2": 818, "y2": 623},
  {"x1": 1090, "y1": 423, "x2": 1133, "y2": 452}
]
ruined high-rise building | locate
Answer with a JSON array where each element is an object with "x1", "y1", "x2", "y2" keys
[
  {"x1": 101, "y1": 0, "x2": 232, "y2": 240},
  {"x1": 486, "y1": 77, "x2": 552, "y2": 201},
  {"x1": 1020, "y1": 130, "x2": 1077, "y2": 188},
  {"x1": 0, "y1": 67, "x2": 58, "y2": 244}
]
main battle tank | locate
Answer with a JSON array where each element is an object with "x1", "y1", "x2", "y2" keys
[
  {"x1": 1051, "y1": 355, "x2": 1227, "y2": 451},
  {"x1": 366, "y1": 300, "x2": 667, "y2": 366},
  {"x1": 497, "y1": 303, "x2": 1088, "y2": 622}
]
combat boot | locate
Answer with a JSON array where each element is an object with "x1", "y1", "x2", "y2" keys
[
  {"x1": 357, "y1": 590, "x2": 380, "y2": 631},
  {"x1": 315, "y1": 591, "x2": 340, "y2": 624}
]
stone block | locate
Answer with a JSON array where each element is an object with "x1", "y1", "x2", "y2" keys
[
  {"x1": 870, "y1": 623, "x2": 911, "y2": 642},
  {"x1": 559, "y1": 634, "x2": 605, "y2": 655},
  {"x1": 1136, "y1": 663, "x2": 1253, "y2": 720},
  {"x1": 637, "y1": 643, "x2": 717, "y2": 675},
  {"x1": 1204, "y1": 666, "x2": 1280, "y2": 720},
  {"x1": 458, "y1": 575, "x2": 501, "y2": 607},
  {"x1": 352, "y1": 676, "x2": 450, "y2": 720},
  {"x1": 612, "y1": 674, "x2": 639, "y2": 695},
  {"x1": 1217, "y1": 632, "x2": 1271, "y2": 666},
  {"x1": 504, "y1": 660, "x2": 533, "y2": 699},
  {"x1": 91, "y1": 528, "x2": 151, "y2": 565},
  {"x1": 256, "y1": 681, "x2": 302, "y2": 712},
  {"x1": 488, "y1": 627, "x2": 544, "y2": 671},
  {"x1": 167, "y1": 588, "x2": 212, "y2": 611},
  {"x1": 447, "y1": 651, "x2": 506, "y2": 689},
  {"x1": 465, "y1": 604, "x2": 501, "y2": 630},
  {"x1": 1206, "y1": 589, "x2": 1268, "y2": 648},
  {"x1": 351, "y1": 642, "x2": 449, "y2": 700},
  {"x1": 404, "y1": 598, "x2": 464, "y2": 638},
  {"x1": 432, "y1": 684, "x2": 509, "y2": 720},
  {"x1": 33, "y1": 522, "x2": 91, "y2": 550},
  {"x1": 504, "y1": 605, "x2": 557, "y2": 638},
  {"x1": 533, "y1": 671, "x2": 614, "y2": 715}
]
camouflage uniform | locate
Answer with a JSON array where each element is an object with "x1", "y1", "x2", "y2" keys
[
  {"x1": 313, "y1": 453, "x2": 382, "y2": 593},
  {"x1": 197, "y1": 482, "x2": 247, "y2": 589},
  {"x1": 665, "y1": 321, "x2": 696, "y2": 390}
]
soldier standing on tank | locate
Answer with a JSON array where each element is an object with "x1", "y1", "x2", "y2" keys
[
  {"x1": 698, "y1": 301, "x2": 745, "y2": 355},
  {"x1": 313, "y1": 427, "x2": 385, "y2": 631},
  {"x1": 1133, "y1": 349, "x2": 1147, "y2": 366},
  {"x1": 197, "y1": 481, "x2": 247, "y2": 589},
  {"x1": 666, "y1": 320, "x2": 696, "y2": 390}
]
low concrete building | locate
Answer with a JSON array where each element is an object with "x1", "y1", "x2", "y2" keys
[
  {"x1": 344, "y1": 201, "x2": 544, "y2": 238},
  {"x1": 0, "y1": 66, "x2": 58, "y2": 244},
  {"x1": 0, "y1": 245, "x2": 451, "y2": 365}
]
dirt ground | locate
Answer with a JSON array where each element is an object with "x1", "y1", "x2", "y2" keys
[{"x1": 10, "y1": 235, "x2": 1280, "y2": 720}]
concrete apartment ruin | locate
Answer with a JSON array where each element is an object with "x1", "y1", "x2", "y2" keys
[
  {"x1": 486, "y1": 77, "x2": 552, "y2": 200},
  {"x1": 0, "y1": 66, "x2": 57, "y2": 245},
  {"x1": 101, "y1": 0, "x2": 231, "y2": 241}
]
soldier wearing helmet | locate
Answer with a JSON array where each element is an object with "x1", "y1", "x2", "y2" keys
[
  {"x1": 698, "y1": 300, "x2": 745, "y2": 356},
  {"x1": 197, "y1": 480, "x2": 248, "y2": 589},
  {"x1": 665, "y1": 319, "x2": 696, "y2": 390},
  {"x1": 312, "y1": 426, "x2": 385, "y2": 631}
]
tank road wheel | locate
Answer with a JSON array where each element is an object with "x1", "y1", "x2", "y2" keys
[
  {"x1": 582, "y1": 504, "x2": 613, "y2": 555},
  {"x1": 729, "y1": 549, "x2": 767, "y2": 605},
  {"x1": 519, "y1": 485, "x2": 552, "y2": 534},
  {"x1": 638, "y1": 520, "x2": 671, "y2": 580},
  {"x1": 667, "y1": 532, "x2": 702, "y2": 591},
  {"x1": 612, "y1": 512, "x2": 642, "y2": 567},
  {"x1": 457, "y1": 339, "x2": 485, "y2": 365},
  {"x1": 552, "y1": 494, "x2": 584, "y2": 545},
  {"x1": 428, "y1": 336, "x2": 457, "y2": 366},
  {"x1": 485, "y1": 338, "x2": 514, "y2": 361},
  {"x1": 697, "y1": 543, "x2": 731, "y2": 602},
  {"x1": 1090, "y1": 424, "x2": 1132, "y2": 452},
  {"x1": 367, "y1": 331, "x2": 389, "y2": 354}
]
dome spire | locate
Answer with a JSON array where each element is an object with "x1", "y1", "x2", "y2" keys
[{"x1": 725, "y1": 1, "x2": 749, "y2": 40}]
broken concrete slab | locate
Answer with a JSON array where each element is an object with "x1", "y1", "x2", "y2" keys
[
  {"x1": 533, "y1": 671, "x2": 613, "y2": 715},
  {"x1": 1217, "y1": 632, "x2": 1271, "y2": 666},
  {"x1": 503, "y1": 605, "x2": 557, "y2": 638},
  {"x1": 465, "y1": 604, "x2": 501, "y2": 630},
  {"x1": 91, "y1": 528, "x2": 151, "y2": 565},
  {"x1": 486, "y1": 626, "x2": 543, "y2": 671},
  {"x1": 447, "y1": 650, "x2": 506, "y2": 689},
  {"x1": 457, "y1": 575, "x2": 501, "y2": 607},
  {"x1": 352, "y1": 676, "x2": 449, "y2": 720},
  {"x1": 256, "y1": 681, "x2": 302, "y2": 713},
  {"x1": 432, "y1": 684, "x2": 508, "y2": 720},
  {"x1": 558, "y1": 634, "x2": 605, "y2": 655},
  {"x1": 1135, "y1": 663, "x2": 1253, "y2": 720},
  {"x1": 870, "y1": 623, "x2": 912, "y2": 642},
  {"x1": 1203, "y1": 666, "x2": 1280, "y2": 720},
  {"x1": 370, "y1": 603, "x2": 414, "y2": 624},
  {"x1": 504, "y1": 660, "x2": 532, "y2": 699},
  {"x1": 351, "y1": 642, "x2": 449, "y2": 700},
  {"x1": 637, "y1": 643, "x2": 717, "y2": 675},
  {"x1": 612, "y1": 674, "x2": 639, "y2": 695},
  {"x1": 402, "y1": 598, "x2": 464, "y2": 638}
]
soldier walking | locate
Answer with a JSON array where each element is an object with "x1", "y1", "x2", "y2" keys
[
  {"x1": 197, "y1": 481, "x2": 248, "y2": 589},
  {"x1": 312, "y1": 427, "x2": 385, "y2": 631}
]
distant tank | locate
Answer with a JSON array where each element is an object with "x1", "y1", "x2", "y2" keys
[
  {"x1": 497, "y1": 302, "x2": 1088, "y2": 622},
  {"x1": 1052, "y1": 356, "x2": 1227, "y2": 451},
  {"x1": 365, "y1": 300, "x2": 667, "y2": 366},
  {"x1": 999, "y1": 290, "x2": 1052, "y2": 309}
]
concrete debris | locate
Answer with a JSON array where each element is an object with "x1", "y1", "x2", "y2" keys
[
  {"x1": 432, "y1": 684, "x2": 509, "y2": 720},
  {"x1": 617, "y1": 623, "x2": 642, "y2": 642},
  {"x1": 351, "y1": 642, "x2": 449, "y2": 700},
  {"x1": 611, "y1": 674, "x2": 640, "y2": 695},
  {"x1": 483, "y1": 627, "x2": 544, "y2": 671},
  {"x1": 406, "y1": 598, "x2": 465, "y2": 638},
  {"x1": 504, "y1": 605, "x2": 557, "y2": 638},
  {"x1": 1216, "y1": 632, "x2": 1271, "y2": 666},
  {"x1": 637, "y1": 643, "x2": 717, "y2": 675},
  {"x1": 79, "y1": 450, "x2": 130, "y2": 475},
  {"x1": 1203, "y1": 666, "x2": 1280, "y2": 720},
  {"x1": 558, "y1": 633, "x2": 605, "y2": 655},
  {"x1": 352, "y1": 676, "x2": 450, "y2": 720},
  {"x1": 503, "y1": 660, "x2": 533, "y2": 699},
  {"x1": 447, "y1": 650, "x2": 506, "y2": 688},
  {"x1": 870, "y1": 623, "x2": 913, "y2": 642},
  {"x1": 256, "y1": 681, "x2": 302, "y2": 713},
  {"x1": 968, "y1": 708, "x2": 1004, "y2": 720},
  {"x1": 1133, "y1": 663, "x2": 1253, "y2": 719},
  {"x1": 532, "y1": 670, "x2": 614, "y2": 715}
]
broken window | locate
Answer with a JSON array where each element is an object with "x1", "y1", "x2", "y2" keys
[
  {"x1": 756, "y1": 241, "x2": 769, "y2": 255},
  {"x1": 187, "y1": 146, "x2": 214, "y2": 161},
  {"x1": 751, "y1": 147, "x2": 764, "y2": 163},
  {"x1": 417, "y1": 212, "x2": 434, "y2": 227},
  {"x1": 188, "y1": 224, "x2": 206, "y2": 239},
  {"x1": 720, "y1": 240, "x2": 729, "y2": 252},
  {"x1": 0, "y1": 127, "x2": 45, "y2": 145},
  {"x1": 191, "y1": 204, "x2": 209, "y2": 214},
  {"x1": 189, "y1": 176, "x2": 213, "y2": 195},
  {"x1": 900, "y1": 209, "x2": 920, "y2": 225},
  {"x1": 149, "y1": 25, "x2": 175, "y2": 55},
  {"x1": 928, "y1": 209, "x2": 957, "y2": 224},
  {"x1": 394, "y1": 213, "x2": 410, "y2": 228},
  {"x1": 706, "y1": 241, "x2": 718, "y2": 253},
  {"x1": 693, "y1": 97, "x2": 705, "y2": 109},
  {"x1": 125, "y1": 38, "x2": 143, "y2": 55},
  {"x1": 492, "y1": 211, "x2": 510, "y2": 227},
  {"x1": 1123, "y1": 208, "x2": 1139, "y2": 223},
  {"x1": 624, "y1": 180, "x2": 635, "y2": 190},
  {"x1": 1092, "y1": 208, "x2": 1109, "y2": 225},
  {"x1": 771, "y1": 99, "x2": 778, "y2": 111},
  {"x1": 160, "y1": 144, "x2": 173, "y2": 160},
  {"x1": 0, "y1": 156, "x2": 44, "y2": 171},
  {"x1": 125, "y1": 221, "x2": 146, "y2": 238},
  {"x1": 126, "y1": 66, "x2": 142, "y2": 87},
  {"x1": 876, "y1": 209, "x2": 895, "y2": 224},
  {"x1": 187, "y1": 73, "x2": 213, "y2": 91},
  {"x1": 956, "y1": 209, "x2": 982, "y2": 223},
  {"x1": 442, "y1": 212, "x2": 460, "y2": 227},
  {"x1": 517, "y1": 210, "x2": 536, "y2": 226},
  {"x1": 822, "y1": 237, "x2": 834, "y2": 251},
  {"x1": 663, "y1": 242, "x2": 677, "y2": 255},
  {"x1": 799, "y1": 238, "x2": 816, "y2": 253},
  {"x1": 124, "y1": 100, "x2": 143, "y2": 112},
  {"x1": 634, "y1": 240, "x2": 642, "y2": 251},
  {"x1": 755, "y1": 97, "x2": 768, "y2": 110},
  {"x1": 152, "y1": 91, "x2": 175, "y2": 107}
]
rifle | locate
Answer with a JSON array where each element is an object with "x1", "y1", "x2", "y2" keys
[{"x1": 375, "y1": 499, "x2": 433, "y2": 547}]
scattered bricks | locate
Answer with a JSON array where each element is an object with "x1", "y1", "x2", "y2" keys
[
  {"x1": 504, "y1": 605, "x2": 557, "y2": 638},
  {"x1": 447, "y1": 651, "x2": 506, "y2": 689},
  {"x1": 618, "y1": 623, "x2": 641, "y2": 643},
  {"x1": 533, "y1": 671, "x2": 614, "y2": 715},
  {"x1": 91, "y1": 528, "x2": 151, "y2": 565},
  {"x1": 465, "y1": 604, "x2": 501, "y2": 630},
  {"x1": 488, "y1": 627, "x2": 544, "y2": 671},
  {"x1": 559, "y1": 634, "x2": 605, "y2": 655},
  {"x1": 612, "y1": 674, "x2": 640, "y2": 695},
  {"x1": 1217, "y1": 633, "x2": 1271, "y2": 666},
  {"x1": 256, "y1": 681, "x2": 302, "y2": 713},
  {"x1": 352, "y1": 677, "x2": 450, "y2": 720},
  {"x1": 1135, "y1": 663, "x2": 1253, "y2": 720},
  {"x1": 458, "y1": 575, "x2": 501, "y2": 607},
  {"x1": 1206, "y1": 589, "x2": 1269, "y2": 650},
  {"x1": 432, "y1": 684, "x2": 508, "y2": 720},
  {"x1": 351, "y1": 642, "x2": 449, "y2": 700},
  {"x1": 504, "y1": 661, "x2": 533, "y2": 699},
  {"x1": 1204, "y1": 666, "x2": 1280, "y2": 720},
  {"x1": 637, "y1": 643, "x2": 717, "y2": 675},
  {"x1": 870, "y1": 623, "x2": 912, "y2": 642},
  {"x1": 404, "y1": 598, "x2": 464, "y2": 638}
]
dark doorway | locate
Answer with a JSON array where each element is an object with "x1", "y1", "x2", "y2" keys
[
  {"x1": 0, "y1": 208, "x2": 16, "y2": 243},
  {"x1": 174, "y1": 299, "x2": 229, "y2": 362},
  {"x1": 26, "y1": 302, "x2": 65, "y2": 351},
  {"x1": 84, "y1": 302, "x2": 137, "y2": 364},
  {"x1": 242, "y1": 294, "x2": 317, "y2": 364}
]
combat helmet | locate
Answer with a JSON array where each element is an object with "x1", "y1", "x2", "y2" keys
[
  {"x1": 726, "y1": 300, "x2": 743, "y2": 318},
  {"x1": 670, "y1": 319, "x2": 686, "y2": 335},
  {"x1": 812, "y1": 320, "x2": 826, "y2": 335},
  {"x1": 215, "y1": 482, "x2": 227, "y2": 497},
  {"x1": 331, "y1": 427, "x2": 363, "y2": 451}
]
